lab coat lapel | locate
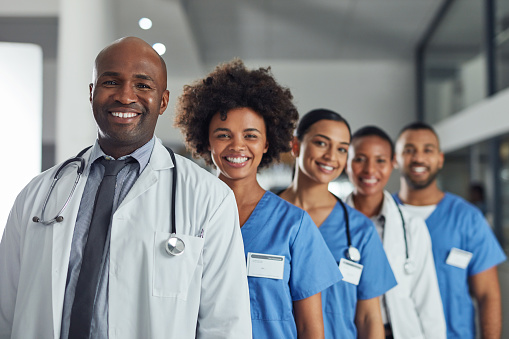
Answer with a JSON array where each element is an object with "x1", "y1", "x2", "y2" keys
[
  {"x1": 117, "y1": 140, "x2": 173, "y2": 210},
  {"x1": 51, "y1": 149, "x2": 93, "y2": 333},
  {"x1": 380, "y1": 191, "x2": 404, "y2": 274}
]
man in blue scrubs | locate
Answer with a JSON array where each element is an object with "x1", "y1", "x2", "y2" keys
[{"x1": 393, "y1": 122, "x2": 506, "y2": 339}]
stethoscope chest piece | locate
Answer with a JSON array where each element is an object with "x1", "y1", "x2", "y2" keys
[
  {"x1": 166, "y1": 233, "x2": 185, "y2": 256},
  {"x1": 404, "y1": 259, "x2": 415, "y2": 275},
  {"x1": 346, "y1": 245, "x2": 361, "y2": 263}
]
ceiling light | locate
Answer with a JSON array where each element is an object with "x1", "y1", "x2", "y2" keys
[
  {"x1": 152, "y1": 43, "x2": 166, "y2": 56},
  {"x1": 138, "y1": 17, "x2": 152, "y2": 30}
]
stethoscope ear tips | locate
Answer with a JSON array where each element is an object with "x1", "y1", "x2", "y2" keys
[{"x1": 33, "y1": 215, "x2": 64, "y2": 224}]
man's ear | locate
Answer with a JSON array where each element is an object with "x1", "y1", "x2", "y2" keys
[
  {"x1": 438, "y1": 151, "x2": 444, "y2": 170},
  {"x1": 89, "y1": 83, "x2": 94, "y2": 103},
  {"x1": 159, "y1": 90, "x2": 170, "y2": 115},
  {"x1": 393, "y1": 153, "x2": 401, "y2": 169}
]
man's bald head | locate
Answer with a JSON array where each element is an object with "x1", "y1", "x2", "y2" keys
[{"x1": 93, "y1": 36, "x2": 167, "y2": 87}]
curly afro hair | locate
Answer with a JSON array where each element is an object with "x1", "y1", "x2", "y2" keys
[{"x1": 174, "y1": 58, "x2": 299, "y2": 168}]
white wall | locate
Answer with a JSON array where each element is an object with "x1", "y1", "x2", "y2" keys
[
  {"x1": 435, "y1": 87, "x2": 509, "y2": 153},
  {"x1": 0, "y1": 42, "x2": 43, "y2": 234},
  {"x1": 263, "y1": 60, "x2": 416, "y2": 139}
]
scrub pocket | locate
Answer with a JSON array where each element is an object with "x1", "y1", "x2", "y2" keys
[
  {"x1": 248, "y1": 277, "x2": 293, "y2": 321},
  {"x1": 153, "y1": 231, "x2": 204, "y2": 299}
]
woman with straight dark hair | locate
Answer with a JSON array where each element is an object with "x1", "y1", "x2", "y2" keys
[{"x1": 279, "y1": 109, "x2": 396, "y2": 339}]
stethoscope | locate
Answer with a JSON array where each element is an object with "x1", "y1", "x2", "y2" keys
[
  {"x1": 337, "y1": 195, "x2": 414, "y2": 275},
  {"x1": 32, "y1": 146, "x2": 185, "y2": 256}
]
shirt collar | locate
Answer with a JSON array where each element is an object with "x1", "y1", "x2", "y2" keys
[
  {"x1": 359, "y1": 192, "x2": 391, "y2": 228},
  {"x1": 89, "y1": 136, "x2": 156, "y2": 174}
]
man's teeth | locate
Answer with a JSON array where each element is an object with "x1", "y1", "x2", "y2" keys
[
  {"x1": 227, "y1": 157, "x2": 248, "y2": 164},
  {"x1": 412, "y1": 167, "x2": 426, "y2": 173},
  {"x1": 318, "y1": 164, "x2": 334, "y2": 171},
  {"x1": 112, "y1": 112, "x2": 138, "y2": 118}
]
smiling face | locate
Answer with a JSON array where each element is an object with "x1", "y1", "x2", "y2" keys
[
  {"x1": 347, "y1": 135, "x2": 394, "y2": 197},
  {"x1": 395, "y1": 128, "x2": 444, "y2": 190},
  {"x1": 90, "y1": 37, "x2": 169, "y2": 157},
  {"x1": 208, "y1": 107, "x2": 268, "y2": 184},
  {"x1": 294, "y1": 119, "x2": 350, "y2": 185}
]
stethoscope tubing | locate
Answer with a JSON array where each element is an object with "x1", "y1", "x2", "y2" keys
[
  {"x1": 392, "y1": 196, "x2": 410, "y2": 261},
  {"x1": 33, "y1": 149, "x2": 90, "y2": 225},
  {"x1": 33, "y1": 145, "x2": 178, "y2": 235},
  {"x1": 167, "y1": 147, "x2": 177, "y2": 235},
  {"x1": 337, "y1": 194, "x2": 411, "y2": 266}
]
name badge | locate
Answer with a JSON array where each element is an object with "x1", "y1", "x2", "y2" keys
[
  {"x1": 446, "y1": 248, "x2": 472, "y2": 269},
  {"x1": 247, "y1": 252, "x2": 285, "y2": 280},
  {"x1": 339, "y1": 258, "x2": 363, "y2": 285}
]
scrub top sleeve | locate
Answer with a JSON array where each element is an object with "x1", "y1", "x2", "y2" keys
[
  {"x1": 356, "y1": 221, "x2": 397, "y2": 300},
  {"x1": 0, "y1": 190, "x2": 25, "y2": 338},
  {"x1": 196, "y1": 191, "x2": 252, "y2": 339},
  {"x1": 466, "y1": 210, "x2": 506, "y2": 277},
  {"x1": 289, "y1": 211, "x2": 342, "y2": 301}
]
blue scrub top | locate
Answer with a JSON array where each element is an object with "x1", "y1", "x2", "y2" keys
[
  {"x1": 241, "y1": 191, "x2": 342, "y2": 339},
  {"x1": 394, "y1": 192, "x2": 506, "y2": 339},
  {"x1": 319, "y1": 201, "x2": 397, "y2": 339}
]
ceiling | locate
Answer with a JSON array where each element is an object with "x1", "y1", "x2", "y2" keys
[
  {"x1": 181, "y1": 0, "x2": 443, "y2": 65},
  {"x1": 0, "y1": 0, "x2": 444, "y2": 72}
]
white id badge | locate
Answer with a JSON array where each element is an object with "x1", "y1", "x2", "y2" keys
[
  {"x1": 446, "y1": 248, "x2": 473, "y2": 269},
  {"x1": 247, "y1": 252, "x2": 285, "y2": 279},
  {"x1": 339, "y1": 258, "x2": 363, "y2": 285}
]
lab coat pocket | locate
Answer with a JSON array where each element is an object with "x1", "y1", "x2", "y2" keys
[{"x1": 153, "y1": 232, "x2": 204, "y2": 299}]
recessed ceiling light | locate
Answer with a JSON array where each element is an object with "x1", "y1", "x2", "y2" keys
[
  {"x1": 152, "y1": 43, "x2": 166, "y2": 56},
  {"x1": 139, "y1": 17, "x2": 152, "y2": 30}
]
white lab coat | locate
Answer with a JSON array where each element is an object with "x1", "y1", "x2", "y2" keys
[
  {"x1": 347, "y1": 191, "x2": 446, "y2": 339},
  {"x1": 0, "y1": 139, "x2": 252, "y2": 339}
]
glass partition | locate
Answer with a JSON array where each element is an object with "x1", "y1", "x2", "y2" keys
[
  {"x1": 422, "y1": 0, "x2": 486, "y2": 123},
  {"x1": 496, "y1": 0, "x2": 509, "y2": 91},
  {"x1": 499, "y1": 134, "x2": 509, "y2": 250}
]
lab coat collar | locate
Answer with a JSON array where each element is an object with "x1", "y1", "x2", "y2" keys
[
  {"x1": 147, "y1": 137, "x2": 175, "y2": 171},
  {"x1": 380, "y1": 191, "x2": 412, "y2": 278},
  {"x1": 345, "y1": 191, "x2": 404, "y2": 250},
  {"x1": 379, "y1": 191, "x2": 404, "y2": 248},
  {"x1": 115, "y1": 138, "x2": 174, "y2": 210},
  {"x1": 344, "y1": 191, "x2": 397, "y2": 224}
]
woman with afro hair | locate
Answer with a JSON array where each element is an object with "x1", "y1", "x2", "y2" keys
[{"x1": 175, "y1": 59, "x2": 342, "y2": 339}]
